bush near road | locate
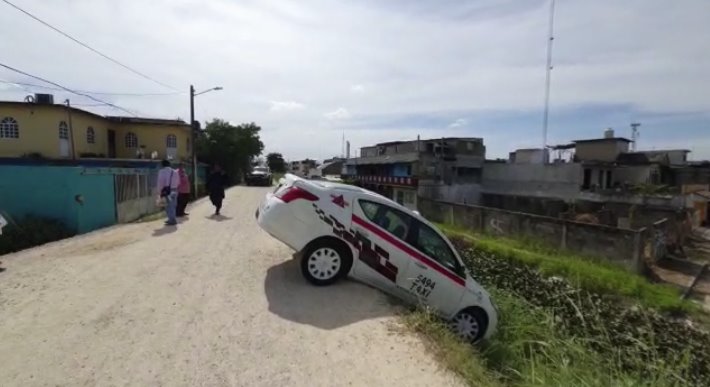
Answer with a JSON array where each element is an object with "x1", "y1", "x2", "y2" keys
[
  {"x1": 0, "y1": 215, "x2": 74, "y2": 256},
  {"x1": 408, "y1": 226, "x2": 710, "y2": 386}
]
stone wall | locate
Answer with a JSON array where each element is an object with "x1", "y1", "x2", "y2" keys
[{"x1": 418, "y1": 197, "x2": 645, "y2": 272}]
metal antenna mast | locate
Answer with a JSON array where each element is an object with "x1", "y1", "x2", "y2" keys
[
  {"x1": 541, "y1": 0, "x2": 556, "y2": 164},
  {"x1": 631, "y1": 122, "x2": 641, "y2": 151}
]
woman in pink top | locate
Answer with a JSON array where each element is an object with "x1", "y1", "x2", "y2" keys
[{"x1": 176, "y1": 163, "x2": 191, "y2": 217}]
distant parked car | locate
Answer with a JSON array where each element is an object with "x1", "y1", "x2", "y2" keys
[
  {"x1": 245, "y1": 166, "x2": 273, "y2": 186},
  {"x1": 256, "y1": 174, "x2": 498, "y2": 343}
]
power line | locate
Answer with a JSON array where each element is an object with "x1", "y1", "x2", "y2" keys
[
  {"x1": 0, "y1": 61, "x2": 138, "y2": 116},
  {"x1": 0, "y1": 79, "x2": 183, "y2": 96},
  {"x1": 1, "y1": 0, "x2": 178, "y2": 91}
]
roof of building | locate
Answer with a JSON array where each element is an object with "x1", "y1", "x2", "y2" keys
[
  {"x1": 370, "y1": 137, "x2": 483, "y2": 147},
  {"x1": 0, "y1": 100, "x2": 187, "y2": 127},
  {"x1": 573, "y1": 137, "x2": 632, "y2": 143},
  {"x1": 617, "y1": 150, "x2": 691, "y2": 165},
  {"x1": 0, "y1": 100, "x2": 105, "y2": 119},
  {"x1": 104, "y1": 116, "x2": 189, "y2": 127},
  {"x1": 346, "y1": 152, "x2": 420, "y2": 165}
]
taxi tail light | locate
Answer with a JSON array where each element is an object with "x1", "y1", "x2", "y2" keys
[{"x1": 277, "y1": 186, "x2": 318, "y2": 203}]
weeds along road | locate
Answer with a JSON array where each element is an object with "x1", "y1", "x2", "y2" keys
[{"x1": 0, "y1": 186, "x2": 461, "y2": 387}]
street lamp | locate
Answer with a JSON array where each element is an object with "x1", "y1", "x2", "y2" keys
[{"x1": 190, "y1": 85, "x2": 223, "y2": 196}]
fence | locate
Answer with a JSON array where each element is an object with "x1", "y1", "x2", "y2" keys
[
  {"x1": 418, "y1": 197, "x2": 653, "y2": 272},
  {"x1": 114, "y1": 171, "x2": 160, "y2": 223}
]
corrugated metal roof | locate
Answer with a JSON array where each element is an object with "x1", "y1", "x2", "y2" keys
[{"x1": 346, "y1": 152, "x2": 419, "y2": 165}]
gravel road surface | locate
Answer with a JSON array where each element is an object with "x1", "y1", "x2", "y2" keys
[{"x1": 0, "y1": 186, "x2": 461, "y2": 387}]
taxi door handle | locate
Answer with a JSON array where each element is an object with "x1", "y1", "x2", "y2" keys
[{"x1": 414, "y1": 262, "x2": 427, "y2": 270}]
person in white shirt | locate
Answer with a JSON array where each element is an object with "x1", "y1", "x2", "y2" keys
[{"x1": 157, "y1": 159, "x2": 180, "y2": 226}]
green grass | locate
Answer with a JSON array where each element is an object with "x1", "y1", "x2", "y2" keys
[
  {"x1": 437, "y1": 223, "x2": 694, "y2": 314},
  {"x1": 402, "y1": 309, "x2": 503, "y2": 387},
  {"x1": 405, "y1": 288, "x2": 688, "y2": 387}
]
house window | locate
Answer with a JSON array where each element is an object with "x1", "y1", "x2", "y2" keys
[
  {"x1": 166, "y1": 134, "x2": 177, "y2": 148},
  {"x1": 86, "y1": 126, "x2": 95, "y2": 144},
  {"x1": 0, "y1": 117, "x2": 19, "y2": 138},
  {"x1": 125, "y1": 132, "x2": 138, "y2": 148},
  {"x1": 186, "y1": 138, "x2": 191, "y2": 152},
  {"x1": 582, "y1": 168, "x2": 591, "y2": 189},
  {"x1": 59, "y1": 121, "x2": 69, "y2": 139}
]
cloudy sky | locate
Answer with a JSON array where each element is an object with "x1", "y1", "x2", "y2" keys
[{"x1": 1, "y1": 0, "x2": 709, "y2": 160}]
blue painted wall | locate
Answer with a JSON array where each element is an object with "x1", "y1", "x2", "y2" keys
[
  {"x1": 392, "y1": 163, "x2": 411, "y2": 177},
  {"x1": 0, "y1": 165, "x2": 116, "y2": 234}
]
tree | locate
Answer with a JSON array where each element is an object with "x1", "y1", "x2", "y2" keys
[
  {"x1": 196, "y1": 119, "x2": 264, "y2": 183},
  {"x1": 266, "y1": 152, "x2": 286, "y2": 173}
]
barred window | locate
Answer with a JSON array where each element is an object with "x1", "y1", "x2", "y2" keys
[
  {"x1": 59, "y1": 121, "x2": 69, "y2": 139},
  {"x1": 125, "y1": 132, "x2": 138, "y2": 148},
  {"x1": 87, "y1": 126, "x2": 95, "y2": 144},
  {"x1": 166, "y1": 134, "x2": 177, "y2": 148},
  {"x1": 0, "y1": 117, "x2": 19, "y2": 138}
]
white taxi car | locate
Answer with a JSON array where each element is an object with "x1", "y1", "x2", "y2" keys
[{"x1": 256, "y1": 174, "x2": 498, "y2": 343}]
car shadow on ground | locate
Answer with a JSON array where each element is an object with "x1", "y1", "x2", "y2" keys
[{"x1": 264, "y1": 258, "x2": 399, "y2": 330}]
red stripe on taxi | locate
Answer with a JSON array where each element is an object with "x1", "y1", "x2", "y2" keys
[{"x1": 352, "y1": 215, "x2": 465, "y2": 287}]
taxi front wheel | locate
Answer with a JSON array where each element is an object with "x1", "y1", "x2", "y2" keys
[
  {"x1": 450, "y1": 307, "x2": 488, "y2": 344},
  {"x1": 301, "y1": 239, "x2": 352, "y2": 286}
]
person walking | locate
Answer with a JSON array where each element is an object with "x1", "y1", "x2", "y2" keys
[
  {"x1": 157, "y1": 160, "x2": 180, "y2": 226},
  {"x1": 206, "y1": 164, "x2": 228, "y2": 215},
  {"x1": 176, "y1": 163, "x2": 191, "y2": 217}
]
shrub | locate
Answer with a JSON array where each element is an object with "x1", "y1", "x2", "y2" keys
[
  {"x1": 440, "y1": 224, "x2": 692, "y2": 313},
  {"x1": 454, "y1": 238, "x2": 710, "y2": 386},
  {"x1": 0, "y1": 215, "x2": 74, "y2": 255}
]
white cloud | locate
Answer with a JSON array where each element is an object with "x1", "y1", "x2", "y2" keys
[
  {"x1": 269, "y1": 100, "x2": 305, "y2": 112},
  {"x1": 350, "y1": 84, "x2": 365, "y2": 93},
  {"x1": 324, "y1": 107, "x2": 351, "y2": 120},
  {"x1": 448, "y1": 118, "x2": 467, "y2": 128},
  {"x1": 0, "y1": 0, "x2": 709, "y2": 160}
]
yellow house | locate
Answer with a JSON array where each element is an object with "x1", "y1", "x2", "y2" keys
[{"x1": 0, "y1": 99, "x2": 191, "y2": 161}]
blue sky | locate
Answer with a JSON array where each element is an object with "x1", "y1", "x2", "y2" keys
[{"x1": 1, "y1": 0, "x2": 708, "y2": 160}]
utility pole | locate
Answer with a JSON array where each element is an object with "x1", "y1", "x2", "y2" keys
[
  {"x1": 541, "y1": 0, "x2": 556, "y2": 164},
  {"x1": 65, "y1": 99, "x2": 76, "y2": 160},
  {"x1": 189, "y1": 84, "x2": 223, "y2": 197},
  {"x1": 190, "y1": 85, "x2": 197, "y2": 196}
]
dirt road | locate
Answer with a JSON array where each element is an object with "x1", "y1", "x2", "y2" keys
[{"x1": 0, "y1": 187, "x2": 460, "y2": 387}]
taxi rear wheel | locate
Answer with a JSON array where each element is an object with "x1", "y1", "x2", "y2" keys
[
  {"x1": 450, "y1": 307, "x2": 488, "y2": 344},
  {"x1": 301, "y1": 239, "x2": 352, "y2": 286}
]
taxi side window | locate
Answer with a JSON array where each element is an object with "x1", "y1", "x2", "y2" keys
[
  {"x1": 358, "y1": 200, "x2": 413, "y2": 241},
  {"x1": 413, "y1": 222, "x2": 462, "y2": 276},
  {"x1": 359, "y1": 201, "x2": 380, "y2": 222}
]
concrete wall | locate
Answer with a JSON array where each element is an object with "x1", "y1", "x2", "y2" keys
[
  {"x1": 418, "y1": 181, "x2": 481, "y2": 204},
  {"x1": 0, "y1": 103, "x2": 191, "y2": 161},
  {"x1": 0, "y1": 103, "x2": 105, "y2": 158},
  {"x1": 0, "y1": 165, "x2": 116, "y2": 233},
  {"x1": 418, "y1": 197, "x2": 643, "y2": 271},
  {"x1": 482, "y1": 162, "x2": 582, "y2": 199},
  {"x1": 576, "y1": 140, "x2": 629, "y2": 162},
  {"x1": 512, "y1": 149, "x2": 547, "y2": 164},
  {"x1": 113, "y1": 123, "x2": 190, "y2": 161},
  {"x1": 609, "y1": 165, "x2": 656, "y2": 185}
]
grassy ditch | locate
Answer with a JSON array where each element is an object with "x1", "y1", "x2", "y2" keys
[
  {"x1": 437, "y1": 223, "x2": 694, "y2": 314},
  {"x1": 0, "y1": 215, "x2": 75, "y2": 256},
  {"x1": 405, "y1": 289, "x2": 688, "y2": 387},
  {"x1": 407, "y1": 228, "x2": 710, "y2": 386}
]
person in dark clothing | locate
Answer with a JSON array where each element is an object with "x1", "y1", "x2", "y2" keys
[{"x1": 206, "y1": 164, "x2": 228, "y2": 215}]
